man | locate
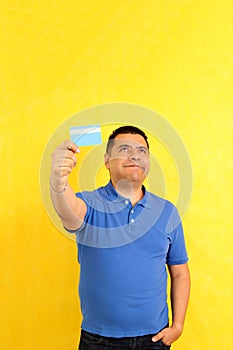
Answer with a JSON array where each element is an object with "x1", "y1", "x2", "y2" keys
[{"x1": 50, "y1": 125, "x2": 190, "y2": 349}]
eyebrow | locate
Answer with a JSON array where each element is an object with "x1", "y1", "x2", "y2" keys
[
  {"x1": 116, "y1": 144, "x2": 149, "y2": 152},
  {"x1": 117, "y1": 144, "x2": 130, "y2": 149},
  {"x1": 138, "y1": 146, "x2": 148, "y2": 151}
]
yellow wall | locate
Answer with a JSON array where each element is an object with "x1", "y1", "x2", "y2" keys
[{"x1": 1, "y1": 1, "x2": 232, "y2": 349}]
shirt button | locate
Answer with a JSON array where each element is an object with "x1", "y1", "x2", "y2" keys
[
  {"x1": 131, "y1": 209, "x2": 134, "y2": 214},
  {"x1": 125, "y1": 200, "x2": 129, "y2": 205},
  {"x1": 130, "y1": 219, "x2": 135, "y2": 224}
]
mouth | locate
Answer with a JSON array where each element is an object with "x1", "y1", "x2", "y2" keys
[
  {"x1": 125, "y1": 165, "x2": 140, "y2": 167},
  {"x1": 124, "y1": 163, "x2": 143, "y2": 169}
]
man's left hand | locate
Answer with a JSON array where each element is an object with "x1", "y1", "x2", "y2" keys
[{"x1": 152, "y1": 324, "x2": 183, "y2": 346}]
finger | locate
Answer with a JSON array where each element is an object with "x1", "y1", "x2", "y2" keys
[
  {"x1": 53, "y1": 155, "x2": 77, "y2": 172},
  {"x1": 58, "y1": 140, "x2": 80, "y2": 153},
  {"x1": 64, "y1": 150, "x2": 78, "y2": 166},
  {"x1": 54, "y1": 149, "x2": 77, "y2": 166},
  {"x1": 60, "y1": 167, "x2": 73, "y2": 176},
  {"x1": 152, "y1": 332, "x2": 163, "y2": 343},
  {"x1": 67, "y1": 142, "x2": 80, "y2": 153}
]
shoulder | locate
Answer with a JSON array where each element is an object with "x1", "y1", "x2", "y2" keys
[
  {"x1": 147, "y1": 191, "x2": 177, "y2": 211},
  {"x1": 146, "y1": 191, "x2": 181, "y2": 230},
  {"x1": 75, "y1": 185, "x2": 111, "y2": 209},
  {"x1": 75, "y1": 187, "x2": 101, "y2": 202}
]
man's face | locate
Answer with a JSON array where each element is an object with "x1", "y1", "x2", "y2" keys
[{"x1": 104, "y1": 133, "x2": 150, "y2": 187}]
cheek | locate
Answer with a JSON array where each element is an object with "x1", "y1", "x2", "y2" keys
[
  {"x1": 144, "y1": 161, "x2": 150, "y2": 175},
  {"x1": 107, "y1": 159, "x2": 123, "y2": 172}
]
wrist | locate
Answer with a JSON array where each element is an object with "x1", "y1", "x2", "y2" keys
[
  {"x1": 171, "y1": 323, "x2": 183, "y2": 334},
  {"x1": 50, "y1": 177, "x2": 68, "y2": 194}
]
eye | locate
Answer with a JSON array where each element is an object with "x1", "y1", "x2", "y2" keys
[
  {"x1": 119, "y1": 146, "x2": 129, "y2": 152},
  {"x1": 139, "y1": 148, "x2": 148, "y2": 155}
]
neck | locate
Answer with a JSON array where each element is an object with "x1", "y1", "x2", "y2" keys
[{"x1": 111, "y1": 179, "x2": 144, "y2": 206}]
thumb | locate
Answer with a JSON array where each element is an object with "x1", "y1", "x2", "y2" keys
[{"x1": 152, "y1": 331, "x2": 163, "y2": 343}]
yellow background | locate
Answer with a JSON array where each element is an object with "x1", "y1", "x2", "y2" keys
[{"x1": 1, "y1": 1, "x2": 232, "y2": 349}]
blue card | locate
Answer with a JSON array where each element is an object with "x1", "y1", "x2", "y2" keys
[{"x1": 70, "y1": 124, "x2": 102, "y2": 146}]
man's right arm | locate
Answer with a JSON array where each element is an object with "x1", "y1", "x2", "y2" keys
[{"x1": 50, "y1": 140, "x2": 87, "y2": 230}]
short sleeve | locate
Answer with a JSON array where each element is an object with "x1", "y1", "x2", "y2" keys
[{"x1": 166, "y1": 206, "x2": 188, "y2": 265}]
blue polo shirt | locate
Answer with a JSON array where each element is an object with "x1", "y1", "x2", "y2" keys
[{"x1": 72, "y1": 181, "x2": 188, "y2": 337}]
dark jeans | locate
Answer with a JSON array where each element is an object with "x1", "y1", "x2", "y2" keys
[{"x1": 79, "y1": 330, "x2": 171, "y2": 350}]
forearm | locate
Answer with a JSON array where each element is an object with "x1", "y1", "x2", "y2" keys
[
  {"x1": 50, "y1": 182, "x2": 83, "y2": 229},
  {"x1": 152, "y1": 264, "x2": 190, "y2": 345},
  {"x1": 170, "y1": 265, "x2": 190, "y2": 331},
  {"x1": 50, "y1": 141, "x2": 87, "y2": 230}
]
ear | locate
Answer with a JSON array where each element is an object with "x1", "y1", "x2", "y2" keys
[{"x1": 104, "y1": 153, "x2": 110, "y2": 169}]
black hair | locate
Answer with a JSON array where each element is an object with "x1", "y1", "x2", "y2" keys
[{"x1": 106, "y1": 125, "x2": 149, "y2": 154}]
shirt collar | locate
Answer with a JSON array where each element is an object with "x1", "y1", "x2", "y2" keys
[{"x1": 103, "y1": 181, "x2": 152, "y2": 208}]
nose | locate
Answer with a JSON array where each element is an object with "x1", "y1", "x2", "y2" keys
[{"x1": 129, "y1": 149, "x2": 140, "y2": 161}]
